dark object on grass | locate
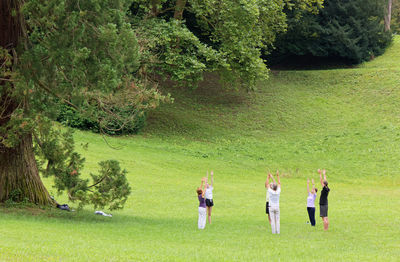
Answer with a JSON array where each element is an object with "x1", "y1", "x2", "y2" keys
[{"x1": 56, "y1": 204, "x2": 71, "y2": 211}]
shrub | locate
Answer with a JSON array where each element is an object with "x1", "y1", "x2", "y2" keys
[
  {"x1": 56, "y1": 104, "x2": 146, "y2": 135},
  {"x1": 268, "y1": 0, "x2": 392, "y2": 65}
]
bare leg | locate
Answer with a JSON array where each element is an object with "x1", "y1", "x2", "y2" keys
[
  {"x1": 207, "y1": 206, "x2": 212, "y2": 224},
  {"x1": 268, "y1": 214, "x2": 271, "y2": 225},
  {"x1": 324, "y1": 217, "x2": 329, "y2": 231}
]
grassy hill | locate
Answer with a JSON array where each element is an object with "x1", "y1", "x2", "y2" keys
[{"x1": 1, "y1": 38, "x2": 400, "y2": 261}]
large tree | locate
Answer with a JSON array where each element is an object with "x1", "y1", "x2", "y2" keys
[{"x1": 0, "y1": 0, "x2": 163, "y2": 208}]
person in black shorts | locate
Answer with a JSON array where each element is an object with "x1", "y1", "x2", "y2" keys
[
  {"x1": 318, "y1": 169, "x2": 330, "y2": 231},
  {"x1": 205, "y1": 171, "x2": 214, "y2": 224}
]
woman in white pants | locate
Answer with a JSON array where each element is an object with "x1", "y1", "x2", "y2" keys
[
  {"x1": 197, "y1": 177, "x2": 207, "y2": 229},
  {"x1": 266, "y1": 171, "x2": 281, "y2": 234}
]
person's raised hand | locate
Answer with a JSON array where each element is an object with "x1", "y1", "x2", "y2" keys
[
  {"x1": 276, "y1": 170, "x2": 279, "y2": 176},
  {"x1": 211, "y1": 171, "x2": 214, "y2": 176},
  {"x1": 307, "y1": 178, "x2": 310, "y2": 183},
  {"x1": 318, "y1": 169, "x2": 321, "y2": 174},
  {"x1": 323, "y1": 169, "x2": 326, "y2": 175},
  {"x1": 312, "y1": 179, "x2": 315, "y2": 184}
]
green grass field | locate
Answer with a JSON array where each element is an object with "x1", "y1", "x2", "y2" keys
[{"x1": 1, "y1": 38, "x2": 400, "y2": 261}]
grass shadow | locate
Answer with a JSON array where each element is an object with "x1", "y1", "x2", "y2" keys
[{"x1": 158, "y1": 72, "x2": 249, "y2": 106}]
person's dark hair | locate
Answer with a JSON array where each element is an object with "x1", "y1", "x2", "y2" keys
[
  {"x1": 272, "y1": 183, "x2": 278, "y2": 191},
  {"x1": 315, "y1": 188, "x2": 318, "y2": 193},
  {"x1": 323, "y1": 180, "x2": 328, "y2": 187},
  {"x1": 196, "y1": 188, "x2": 203, "y2": 195}
]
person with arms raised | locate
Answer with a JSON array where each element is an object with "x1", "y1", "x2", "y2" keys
[
  {"x1": 265, "y1": 172, "x2": 271, "y2": 225},
  {"x1": 266, "y1": 170, "x2": 281, "y2": 234},
  {"x1": 319, "y1": 169, "x2": 330, "y2": 231},
  {"x1": 306, "y1": 178, "x2": 318, "y2": 226},
  {"x1": 197, "y1": 177, "x2": 207, "y2": 229},
  {"x1": 205, "y1": 171, "x2": 214, "y2": 224}
]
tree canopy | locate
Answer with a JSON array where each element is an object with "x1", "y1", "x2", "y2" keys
[
  {"x1": 269, "y1": 0, "x2": 392, "y2": 65},
  {"x1": 130, "y1": 0, "x2": 323, "y2": 89}
]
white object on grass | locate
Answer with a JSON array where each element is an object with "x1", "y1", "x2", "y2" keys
[{"x1": 95, "y1": 211, "x2": 112, "y2": 217}]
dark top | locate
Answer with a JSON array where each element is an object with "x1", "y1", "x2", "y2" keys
[
  {"x1": 198, "y1": 195, "x2": 206, "y2": 208},
  {"x1": 319, "y1": 186, "x2": 330, "y2": 205}
]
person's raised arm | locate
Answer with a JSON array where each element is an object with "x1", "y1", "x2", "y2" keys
[
  {"x1": 307, "y1": 179, "x2": 310, "y2": 193},
  {"x1": 265, "y1": 173, "x2": 271, "y2": 188},
  {"x1": 201, "y1": 177, "x2": 206, "y2": 197},
  {"x1": 211, "y1": 170, "x2": 214, "y2": 187},
  {"x1": 318, "y1": 169, "x2": 324, "y2": 187},
  {"x1": 323, "y1": 169, "x2": 327, "y2": 183},
  {"x1": 276, "y1": 170, "x2": 281, "y2": 188},
  {"x1": 312, "y1": 178, "x2": 315, "y2": 193},
  {"x1": 270, "y1": 173, "x2": 276, "y2": 184}
]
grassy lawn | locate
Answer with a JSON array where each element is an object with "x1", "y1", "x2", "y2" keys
[{"x1": 1, "y1": 39, "x2": 400, "y2": 261}]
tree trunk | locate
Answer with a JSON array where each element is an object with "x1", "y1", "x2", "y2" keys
[
  {"x1": 0, "y1": 0, "x2": 54, "y2": 205},
  {"x1": 0, "y1": 134, "x2": 53, "y2": 204},
  {"x1": 150, "y1": 0, "x2": 161, "y2": 17},
  {"x1": 384, "y1": 0, "x2": 393, "y2": 31},
  {"x1": 174, "y1": 0, "x2": 187, "y2": 20}
]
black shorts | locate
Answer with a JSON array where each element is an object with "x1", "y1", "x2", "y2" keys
[
  {"x1": 320, "y1": 204, "x2": 328, "y2": 217},
  {"x1": 206, "y1": 199, "x2": 214, "y2": 207},
  {"x1": 266, "y1": 202, "x2": 269, "y2": 214}
]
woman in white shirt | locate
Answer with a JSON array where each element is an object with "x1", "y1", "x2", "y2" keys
[
  {"x1": 266, "y1": 171, "x2": 281, "y2": 234},
  {"x1": 205, "y1": 171, "x2": 214, "y2": 224}
]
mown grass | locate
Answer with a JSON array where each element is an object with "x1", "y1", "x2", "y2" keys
[{"x1": 1, "y1": 38, "x2": 400, "y2": 261}]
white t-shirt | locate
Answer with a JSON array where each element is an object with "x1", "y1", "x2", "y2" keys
[
  {"x1": 205, "y1": 186, "x2": 213, "y2": 199},
  {"x1": 268, "y1": 187, "x2": 281, "y2": 208}
]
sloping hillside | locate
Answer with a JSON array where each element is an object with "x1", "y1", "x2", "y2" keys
[
  {"x1": 142, "y1": 36, "x2": 400, "y2": 179},
  {"x1": 1, "y1": 38, "x2": 399, "y2": 262}
]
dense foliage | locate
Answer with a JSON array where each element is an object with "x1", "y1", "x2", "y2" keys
[
  {"x1": 269, "y1": 0, "x2": 392, "y2": 64},
  {"x1": 130, "y1": 0, "x2": 323, "y2": 89},
  {"x1": 57, "y1": 104, "x2": 146, "y2": 135}
]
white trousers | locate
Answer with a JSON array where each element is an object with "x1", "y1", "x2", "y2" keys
[
  {"x1": 198, "y1": 207, "x2": 206, "y2": 229},
  {"x1": 269, "y1": 206, "x2": 280, "y2": 234}
]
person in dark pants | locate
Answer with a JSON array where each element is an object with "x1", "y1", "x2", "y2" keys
[
  {"x1": 318, "y1": 169, "x2": 330, "y2": 231},
  {"x1": 306, "y1": 178, "x2": 318, "y2": 226}
]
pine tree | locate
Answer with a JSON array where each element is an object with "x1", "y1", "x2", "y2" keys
[
  {"x1": 269, "y1": 0, "x2": 392, "y2": 64},
  {"x1": 0, "y1": 0, "x2": 159, "y2": 209}
]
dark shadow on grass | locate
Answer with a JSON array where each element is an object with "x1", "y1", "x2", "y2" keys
[
  {"x1": 267, "y1": 55, "x2": 357, "y2": 71},
  {"x1": 0, "y1": 205, "x2": 115, "y2": 224},
  {"x1": 0, "y1": 205, "x2": 194, "y2": 228}
]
